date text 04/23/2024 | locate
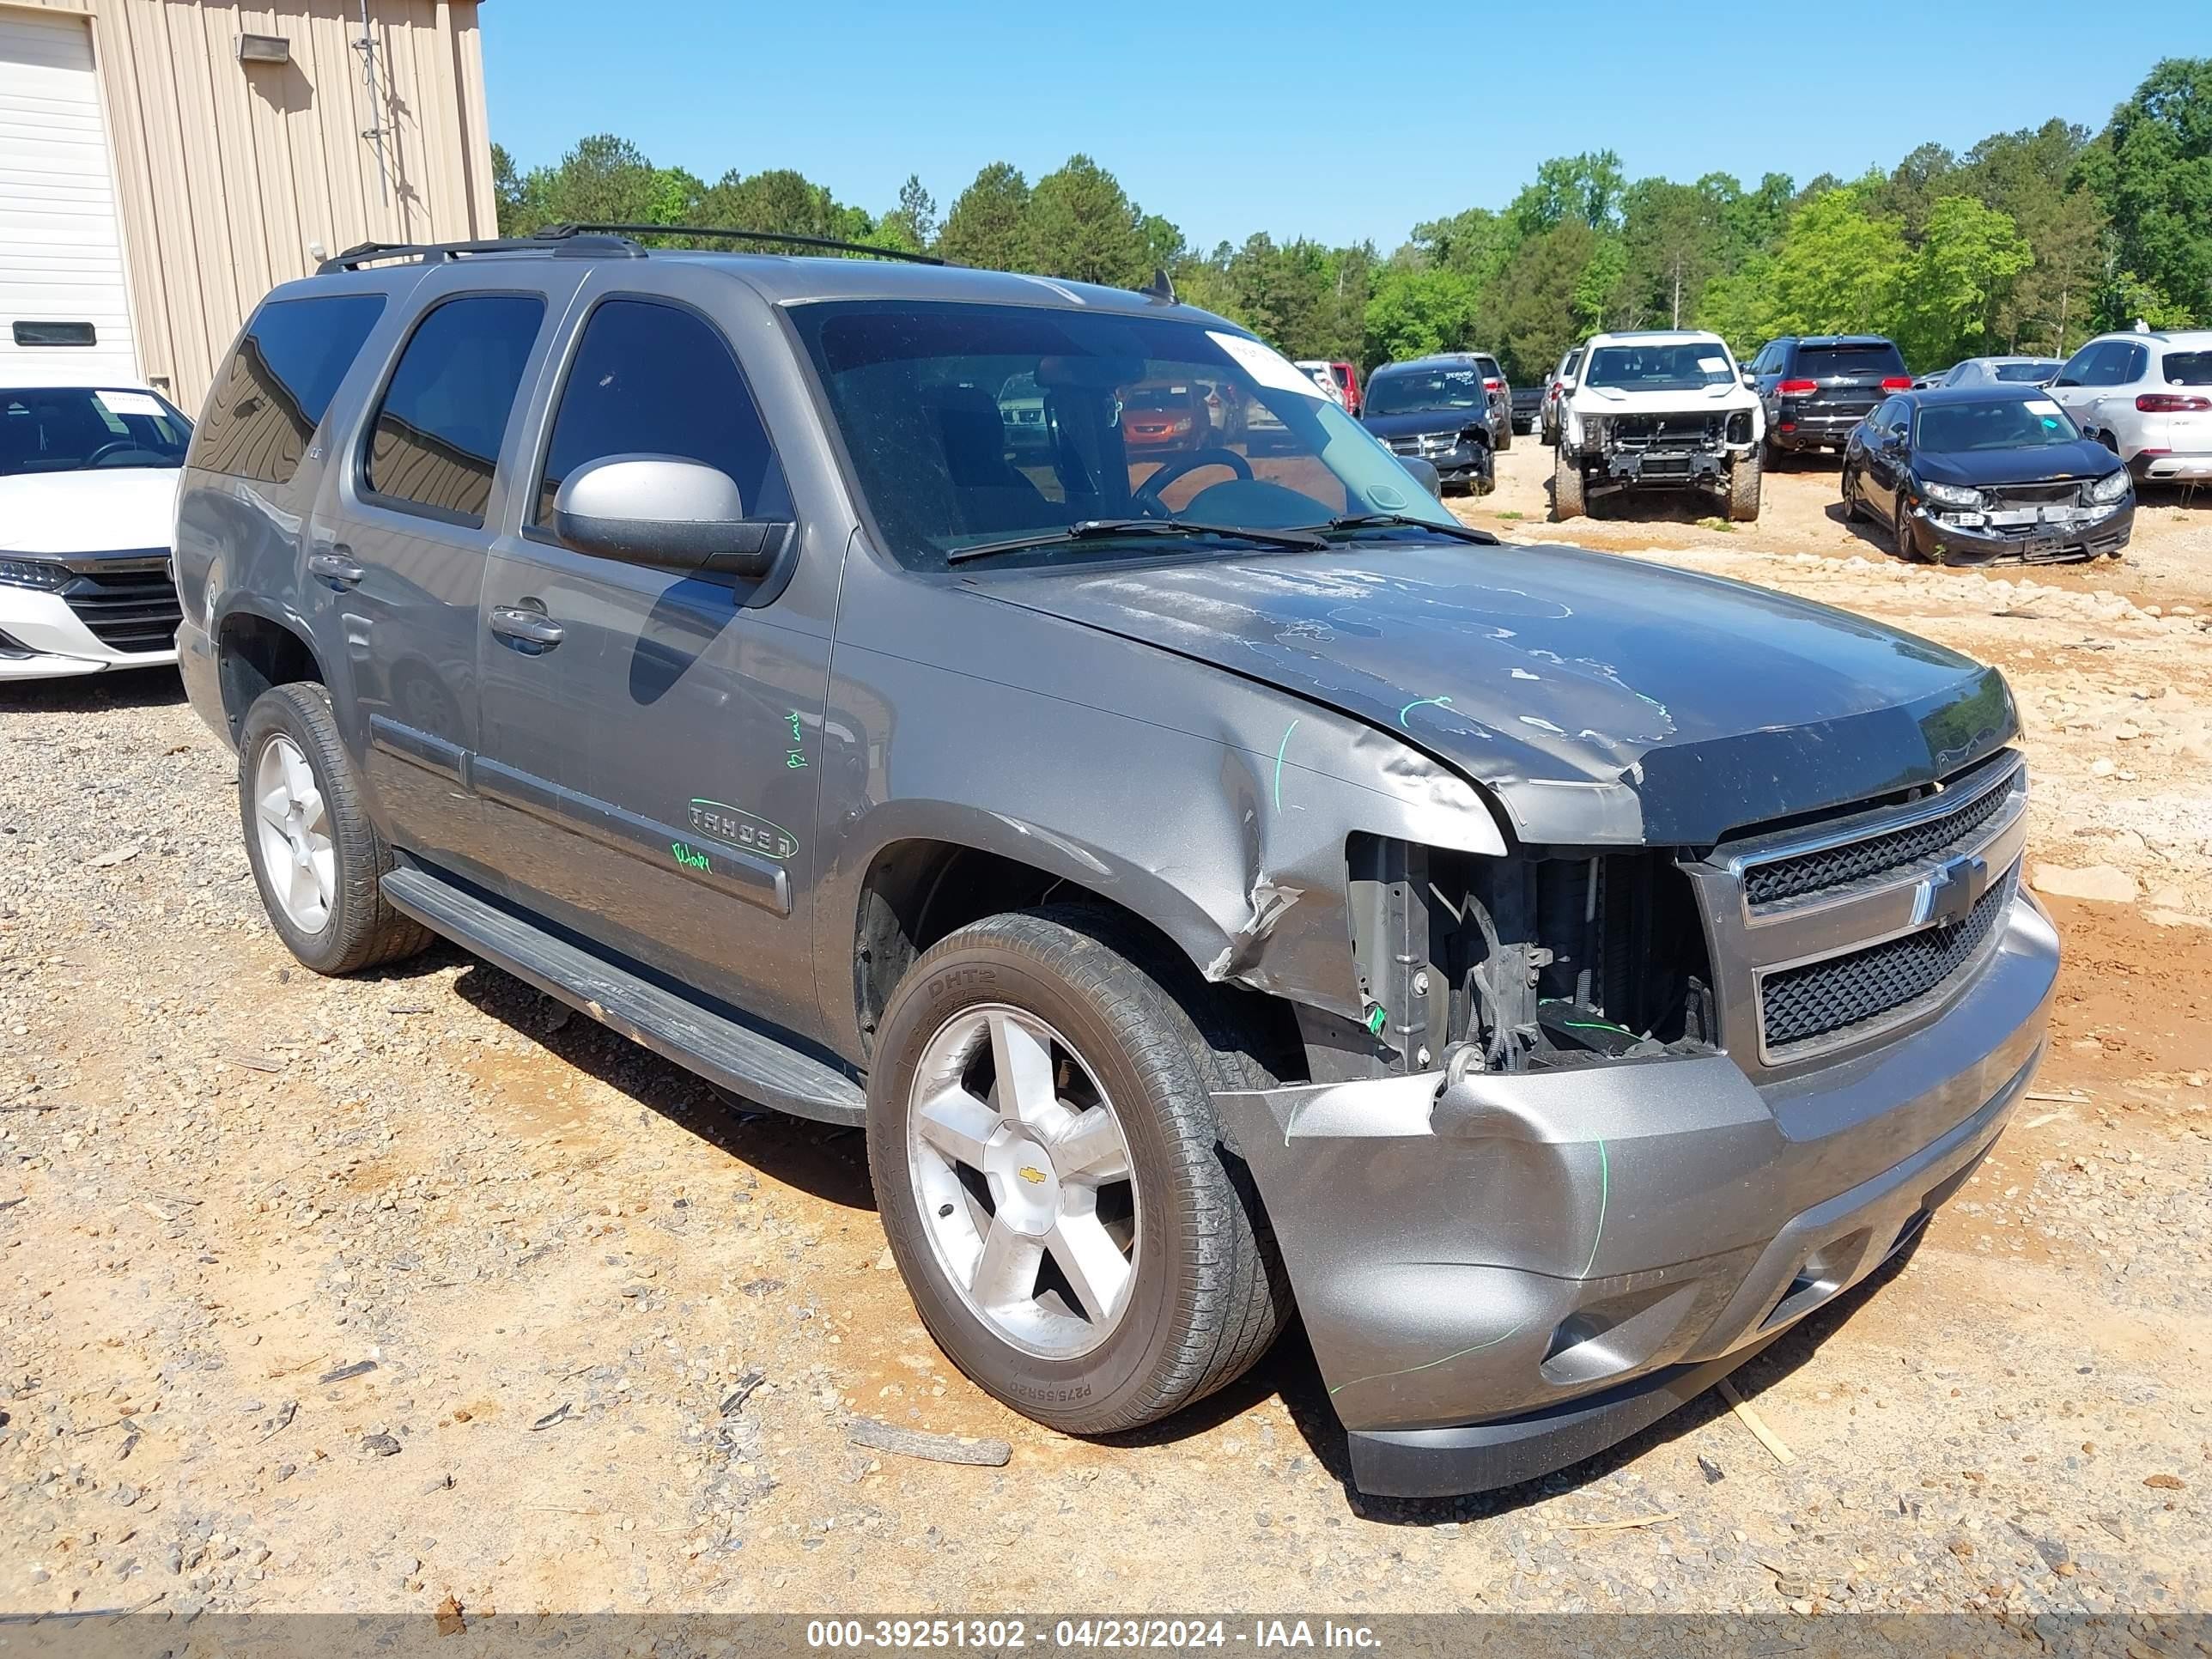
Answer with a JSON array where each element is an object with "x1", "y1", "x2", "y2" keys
[{"x1": 805, "y1": 1620, "x2": 1382, "y2": 1651}]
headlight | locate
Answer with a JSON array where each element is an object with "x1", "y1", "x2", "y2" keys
[
  {"x1": 1919, "y1": 480, "x2": 1983, "y2": 508},
  {"x1": 0, "y1": 556, "x2": 70, "y2": 592},
  {"x1": 2088, "y1": 469, "x2": 2131, "y2": 505}
]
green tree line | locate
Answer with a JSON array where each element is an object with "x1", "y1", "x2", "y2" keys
[{"x1": 495, "y1": 57, "x2": 2211, "y2": 384}]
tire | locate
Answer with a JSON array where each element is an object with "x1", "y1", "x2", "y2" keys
[
  {"x1": 866, "y1": 905, "x2": 1287, "y2": 1436},
  {"x1": 237, "y1": 683, "x2": 433, "y2": 975},
  {"x1": 1727, "y1": 453, "x2": 1763, "y2": 522},
  {"x1": 1841, "y1": 463, "x2": 1869, "y2": 523},
  {"x1": 1553, "y1": 447, "x2": 1586, "y2": 520},
  {"x1": 1893, "y1": 489, "x2": 1932, "y2": 562},
  {"x1": 1494, "y1": 422, "x2": 1512, "y2": 453}
]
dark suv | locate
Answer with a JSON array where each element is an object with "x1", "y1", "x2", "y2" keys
[
  {"x1": 172, "y1": 228, "x2": 2057, "y2": 1502},
  {"x1": 1749, "y1": 335, "x2": 1914, "y2": 460}
]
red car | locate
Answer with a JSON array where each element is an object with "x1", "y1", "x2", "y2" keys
[
  {"x1": 1120, "y1": 381, "x2": 1211, "y2": 451},
  {"x1": 1328, "y1": 361, "x2": 1362, "y2": 416}
]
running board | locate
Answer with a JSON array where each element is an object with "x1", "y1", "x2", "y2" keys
[{"x1": 380, "y1": 866, "x2": 866, "y2": 1127}]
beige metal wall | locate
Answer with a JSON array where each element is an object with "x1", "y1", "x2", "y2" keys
[{"x1": 8, "y1": 0, "x2": 495, "y2": 410}]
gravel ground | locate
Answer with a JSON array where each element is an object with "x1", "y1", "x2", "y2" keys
[{"x1": 3, "y1": 453, "x2": 2209, "y2": 1628}]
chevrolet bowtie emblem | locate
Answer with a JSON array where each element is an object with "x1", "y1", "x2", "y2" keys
[
  {"x1": 1920, "y1": 852, "x2": 1987, "y2": 930},
  {"x1": 1016, "y1": 1165, "x2": 1048, "y2": 1185}
]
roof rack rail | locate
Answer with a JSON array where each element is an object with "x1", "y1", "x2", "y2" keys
[
  {"x1": 533, "y1": 222, "x2": 945, "y2": 265},
  {"x1": 316, "y1": 232, "x2": 642, "y2": 274}
]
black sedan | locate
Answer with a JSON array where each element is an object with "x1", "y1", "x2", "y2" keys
[{"x1": 1841, "y1": 386, "x2": 2134, "y2": 565}]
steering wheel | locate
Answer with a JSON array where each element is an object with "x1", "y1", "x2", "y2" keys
[
  {"x1": 1132, "y1": 447, "x2": 1252, "y2": 514},
  {"x1": 82, "y1": 440, "x2": 145, "y2": 468}
]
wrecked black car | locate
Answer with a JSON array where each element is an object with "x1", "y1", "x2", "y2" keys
[
  {"x1": 1844, "y1": 385, "x2": 2133, "y2": 564},
  {"x1": 175, "y1": 229, "x2": 2057, "y2": 1502}
]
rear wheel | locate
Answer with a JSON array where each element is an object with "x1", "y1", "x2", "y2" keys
[
  {"x1": 1727, "y1": 453, "x2": 1763, "y2": 522},
  {"x1": 866, "y1": 906, "x2": 1285, "y2": 1435},
  {"x1": 238, "y1": 683, "x2": 433, "y2": 975},
  {"x1": 1553, "y1": 447, "x2": 1586, "y2": 520},
  {"x1": 1841, "y1": 463, "x2": 1869, "y2": 522}
]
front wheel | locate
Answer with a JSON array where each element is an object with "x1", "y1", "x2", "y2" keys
[
  {"x1": 1893, "y1": 490, "x2": 1933, "y2": 562},
  {"x1": 1727, "y1": 453, "x2": 1763, "y2": 522},
  {"x1": 866, "y1": 907, "x2": 1285, "y2": 1436},
  {"x1": 1553, "y1": 447, "x2": 1586, "y2": 520}
]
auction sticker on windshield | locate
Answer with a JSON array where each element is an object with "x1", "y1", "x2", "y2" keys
[
  {"x1": 1209, "y1": 331, "x2": 1325, "y2": 399},
  {"x1": 1698, "y1": 356, "x2": 1729, "y2": 374},
  {"x1": 95, "y1": 391, "x2": 164, "y2": 417}
]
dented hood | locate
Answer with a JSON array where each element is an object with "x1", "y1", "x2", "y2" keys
[{"x1": 967, "y1": 540, "x2": 2014, "y2": 846}]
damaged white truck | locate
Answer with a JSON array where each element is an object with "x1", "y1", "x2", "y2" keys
[
  {"x1": 176, "y1": 229, "x2": 2057, "y2": 1501},
  {"x1": 1554, "y1": 329, "x2": 1766, "y2": 522}
]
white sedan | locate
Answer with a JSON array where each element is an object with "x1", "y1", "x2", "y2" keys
[{"x1": 0, "y1": 377, "x2": 190, "y2": 680}]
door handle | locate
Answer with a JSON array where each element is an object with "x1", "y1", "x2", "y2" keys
[
  {"x1": 308, "y1": 548, "x2": 365, "y2": 587},
  {"x1": 489, "y1": 604, "x2": 565, "y2": 652}
]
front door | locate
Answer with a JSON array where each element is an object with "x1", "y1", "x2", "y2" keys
[
  {"x1": 318, "y1": 279, "x2": 566, "y2": 866},
  {"x1": 473, "y1": 282, "x2": 829, "y2": 1038}
]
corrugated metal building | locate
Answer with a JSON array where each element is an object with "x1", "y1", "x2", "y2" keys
[{"x1": 0, "y1": 0, "x2": 495, "y2": 410}]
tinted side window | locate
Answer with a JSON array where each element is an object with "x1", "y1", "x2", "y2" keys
[
  {"x1": 364, "y1": 294, "x2": 545, "y2": 526},
  {"x1": 2164, "y1": 350, "x2": 2212, "y2": 386},
  {"x1": 2082, "y1": 343, "x2": 2131, "y2": 386},
  {"x1": 188, "y1": 294, "x2": 386, "y2": 484},
  {"x1": 532, "y1": 298, "x2": 790, "y2": 529},
  {"x1": 2053, "y1": 344, "x2": 2097, "y2": 386},
  {"x1": 2113, "y1": 343, "x2": 2149, "y2": 383}
]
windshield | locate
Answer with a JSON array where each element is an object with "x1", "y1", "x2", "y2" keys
[
  {"x1": 0, "y1": 386, "x2": 190, "y2": 476},
  {"x1": 1991, "y1": 361, "x2": 2060, "y2": 383},
  {"x1": 790, "y1": 301, "x2": 1455, "y2": 569},
  {"x1": 1364, "y1": 367, "x2": 1486, "y2": 416},
  {"x1": 1582, "y1": 343, "x2": 1736, "y2": 392},
  {"x1": 1914, "y1": 397, "x2": 2083, "y2": 453}
]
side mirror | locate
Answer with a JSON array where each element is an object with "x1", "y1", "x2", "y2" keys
[
  {"x1": 1398, "y1": 456, "x2": 1444, "y2": 500},
  {"x1": 1741, "y1": 369, "x2": 1759, "y2": 388},
  {"x1": 552, "y1": 455, "x2": 784, "y2": 579}
]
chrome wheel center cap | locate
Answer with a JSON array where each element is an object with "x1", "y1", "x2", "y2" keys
[{"x1": 985, "y1": 1127, "x2": 1061, "y2": 1236}]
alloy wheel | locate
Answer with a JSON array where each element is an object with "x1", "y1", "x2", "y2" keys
[
  {"x1": 905, "y1": 1005, "x2": 1140, "y2": 1360},
  {"x1": 252, "y1": 734, "x2": 335, "y2": 932}
]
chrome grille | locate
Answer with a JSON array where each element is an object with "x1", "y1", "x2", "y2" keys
[
  {"x1": 1743, "y1": 767, "x2": 2014, "y2": 906},
  {"x1": 1686, "y1": 749, "x2": 2029, "y2": 1071},
  {"x1": 1760, "y1": 871, "x2": 2014, "y2": 1053}
]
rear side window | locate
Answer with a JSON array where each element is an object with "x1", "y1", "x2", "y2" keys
[
  {"x1": 2165, "y1": 351, "x2": 2212, "y2": 386},
  {"x1": 189, "y1": 294, "x2": 386, "y2": 484},
  {"x1": 364, "y1": 294, "x2": 545, "y2": 527},
  {"x1": 1794, "y1": 342, "x2": 1906, "y2": 378},
  {"x1": 531, "y1": 298, "x2": 789, "y2": 529}
]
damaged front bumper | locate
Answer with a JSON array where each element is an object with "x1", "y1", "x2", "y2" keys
[
  {"x1": 1907, "y1": 498, "x2": 2132, "y2": 564},
  {"x1": 1212, "y1": 890, "x2": 2059, "y2": 1499}
]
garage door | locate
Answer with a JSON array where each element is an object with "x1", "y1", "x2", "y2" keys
[{"x1": 0, "y1": 9, "x2": 138, "y2": 384}]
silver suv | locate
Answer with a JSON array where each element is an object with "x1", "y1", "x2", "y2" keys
[
  {"x1": 170, "y1": 225, "x2": 2057, "y2": 1502},
  {"x1": 2047, "y1": 328, "x2": 2212, "y2": 484}
]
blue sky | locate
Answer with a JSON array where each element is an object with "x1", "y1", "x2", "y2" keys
[{"x1": 482, "y1": 2, "x2": 2203, "y2": 251}]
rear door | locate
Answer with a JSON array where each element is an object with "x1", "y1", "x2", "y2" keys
[
  {"x1": 2050, "y1": 341, "x2": 2141, "y2": 446},
  {"x1": 317, "y1": 271, "x2": 574, "y2": 865},
  {"x1": 473, "y1": 270, "x2": 830, "y2": 1036}
]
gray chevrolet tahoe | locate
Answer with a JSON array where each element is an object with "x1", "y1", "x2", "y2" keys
[{"x1": 173, "y1": 226, "x2": 2058, "y2": 1499}]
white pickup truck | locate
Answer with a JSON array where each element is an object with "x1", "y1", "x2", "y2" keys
[{"x1": 1554, "y1": 330, "x2": 1765, "y2": 522}]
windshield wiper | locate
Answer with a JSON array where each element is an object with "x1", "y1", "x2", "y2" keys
[
  {"x1": 945, "y1": 517, "x2": 1327, "y2": 566},
  {"x1": 1316, "y1": 512, "x2": 1499, "y2": 545}
]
